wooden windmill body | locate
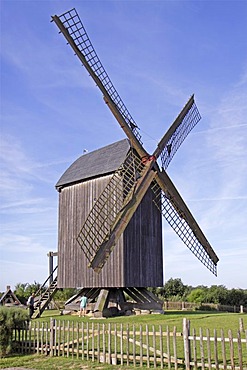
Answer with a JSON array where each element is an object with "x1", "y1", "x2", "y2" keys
[
  {"x1": 52, "y1": 8, "x2": 219, "y2": 315},
  {"x1": 56, "y1": 139, "x2": 163, "y2": 290}
]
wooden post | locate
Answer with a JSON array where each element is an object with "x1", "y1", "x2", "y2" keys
[
  {"x1": 228, "y1": 329, "x2": 235, "y2": 370},
  {"x1": 206, "y1": 329, "x2": 211, "y2": 370},
  {"x1": 240, "y1": 305, "x2": 244, "y2": 314},
  {"x1": 199, "y1": 328, "x2": 205, "y2": 370},
  {"x1": 140, "y1": 324, "x2": 143, "y2": 368},
  {"x1": 164, "y1": 301, "x2": 168, "y2": 311},
  {"x1": 192, "y1": 328, "x2": 197, "y2": 370},
  {"x1": 47, "y1": 251, "x2": 57, "y2": 284},
  {"x1": 166, "y1": 325, "x2": 171, "y2": 369},
  {"x1": 239, "y1": 317, "x2": 244, "y2": 333},
  {"x1": 183, "y1": 318, "x2": 191, "y2": 370},
  {"x1": 91, "y1": 322, "x2": 95, "y2": 362},
  {"x1": 237, "y1": 330, "x2": 243, "y2": 370},
  {"x1": 173, "y1": 326, "x2": 178, "y2": 370},
  {"x1": 220, "y1": 329, "x2": 227, "y2": 370},
  {"x1": 49, "y1": 318, "x2": 55, "y2": 357}
]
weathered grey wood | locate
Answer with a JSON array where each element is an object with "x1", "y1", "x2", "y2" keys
[
  {"x1": 45, "y1": 321, "x2": 49, "y2": 356},
  {"x1": 57, "y1": 175, "x2": 163, "y2": 288},
  {"x1": 108, "y1": 323, "x2": 111, "y2": 364},
  {"x1": 25, "y1": 323, "x2": 28, "y2": 353},
  {"x1": 36, "y1": 321, "x2": 40, "y2": 354},
  {"x1": 200, "y1": 328, "x2": 205, "y2": 370},
  {"x1": 102, "y1": 323, "x2": 106, "y2": 363},
  {"x1": 91, "y1": 322, "x2": 95, "y2": 362},
  {"x1": 97, "y1": 323, "x2": 100, "y2": 363},
  {"x1": 76, "y1": 322, "x2": 79, "y2": 359},
  {"x1": 206, "y1": 328, "x2": 211, "y2": 370},
  {"x1": 62, "y1": 321, "x2": 65, "y2": 357},
  {"x1": 56, "y1": 320, "x2": 60, "y2": 356},
  {"x1": 214, "y1": 329, "x2": 219, "y2": 370},
  {"x1": 113, "y1": 324, "x2": 117, "y2": 364},
  {"x1": 66, "y1": 321, "x2": 70, "y2": 358},
  {"x1": 86, "y1": 322, "x2": 89, "y2": 361},
  {"x1": 237, "y1": 330, "x2": 243, "y2": 370},
  {"x1": 192, "y1": 328, "x2": 197, "y2": 370},
  {"x1": 81, "y1": 322, "x2": 84, "y2": 360},
  {"x1": 133, "y1": 325, "x2": 136, "y2": 367},
  {"x1": 41, "y1": 322, "x2": 44, "y2": 355},
  {"x1": 140, "y1": 325, "x2": 143, "y2": 368},
  {"x1": 49, "y1": 319, "x2": 54, "y2": 357},
  {"x1": 167, "y1": 325, "x2": 171, "y2": 370},
  {"x1": 126, "y1": 324, "x2": 130, "y2": 366},
  {"x1": 71, "y1": 321, "x2": 74, "y2": 358},
  {"x1": 120, "y1": 324, "x2": 123, "y2": 365},
  {"x1": 228, "y1": 329, "x2": 235, "y2": 370},
  {"x1": 183, "y1": 318, "x2": 191, "y2": 370},
  {"x1": 239, "y1": 318, "x2": 244, "y2": 333},
  {"x1": 152, "y1": 325, "x2": 157, "y2": 368},
  {"x1": 146, "y1": 324, "x2": 150, "y2": 368},
  {"x1": 173, "y1": 326, "x2": 178, "y2": 370},
  {"x1": 221, "y1": 329, "x2": 227, "y2": 370}
]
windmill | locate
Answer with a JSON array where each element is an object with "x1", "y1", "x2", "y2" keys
[{"x1": 52, "y1": 8, "x2": 219, "y2": 316}]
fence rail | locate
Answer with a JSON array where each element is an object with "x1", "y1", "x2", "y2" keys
[
  {"x1": 163, "y1": 301, "x2": 247, "y2": 313},
  {"x1": 13, "y1": 318, "x2": 247, "y2": 369}
]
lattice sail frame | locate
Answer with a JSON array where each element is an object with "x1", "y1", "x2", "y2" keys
[
  {"x1": 53, "y1": 8, "x2": 142, "y2": 145},
  {"x1": 160, "y1": 102, "x2": 201, "y2": 170},
  {"x1": 76, "y1": 149, "x2": 145, "y2": 267},
  {"x1": 151, "y1": 180, "x2": 217, "y2": 275}
]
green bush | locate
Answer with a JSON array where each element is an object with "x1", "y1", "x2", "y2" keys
[{"x1": 0, "y1": 306, "x2": 29, "y2": 357}]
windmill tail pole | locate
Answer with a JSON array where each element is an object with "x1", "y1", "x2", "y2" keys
[{"x1": 90, "y1": 169, "x2": 156, "y2": 272}]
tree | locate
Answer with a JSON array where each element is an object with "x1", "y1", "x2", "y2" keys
[
  {"x1": 54, "y1": 288, "x2": 79, "y2": 302},
  {"x1": 187, "y1": 288, "x2": 207, "y2": 303},
  {"x1": 163, "y1": 278, "x2": 187, "y2": 299},
  {"x1": 226, "y1": 289, "x2": 247, "y2": 306},
  {"x1": 14, "y1": 281, "x2": 44, "y2": 304},
  {"x1": 205, "y1": 285, "x2": 228, "y2": 304}
]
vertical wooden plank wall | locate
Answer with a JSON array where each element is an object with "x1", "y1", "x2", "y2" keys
[{"x1": 58, "y1": 177, "x2": 163, "y2": 288}]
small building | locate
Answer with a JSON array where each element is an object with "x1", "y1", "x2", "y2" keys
[{"x1": 0, "y1": 286, "x2": 21, "y2": 306}]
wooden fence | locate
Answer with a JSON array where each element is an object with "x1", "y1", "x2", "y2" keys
[
  {"x1": 164, "y1": 301, "x2": 247, "y2": 313},
  {"x1": 13, "y1": 318, "x2": 247, "y2": 369}
]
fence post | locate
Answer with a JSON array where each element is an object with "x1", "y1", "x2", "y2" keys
[
  {"x1": 183, "y1": 318, "x2": 191, "y2": 370},
  {"x1": 49, "y1": 318, "x2": 55, "y2": 356},
  {"x1": 239, "y1": 317, "x2": 244, "y2": 332}
]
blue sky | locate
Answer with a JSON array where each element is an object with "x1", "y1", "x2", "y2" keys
[{"x1": 1, "y1": 0, "x2": 247, "y2": 292}]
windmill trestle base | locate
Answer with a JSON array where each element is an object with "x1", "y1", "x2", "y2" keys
[{"x1": 65, "y1": 287, "x2": 164, "y2": 317}]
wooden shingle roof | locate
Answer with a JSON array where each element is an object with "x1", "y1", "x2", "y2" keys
[{"x1": 56, "y1": 139, "x2": 130, "y2": 190}]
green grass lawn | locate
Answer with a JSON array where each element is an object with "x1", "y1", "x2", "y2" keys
[
  {"x1": 0, "y1": 310, "x2": 246, "y2": 369},
  {"x1": 38, "y1": 309, "x2": 247, "y2": 333},
  {"x1": 0, "y1": 353, "x2": 133, "y2": 369}
]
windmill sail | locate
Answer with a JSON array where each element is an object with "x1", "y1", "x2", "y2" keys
[
  {"x1": 153, "y1": 95, "x2": 201, "y2": 170},
  {"x1": 53, "y1": 8, "x2": 219, "y2": 276},
  {"x1": 77, "y1": 149, "x2": 148, "y2": 271},
  {"x1": 153, "y1": 172, "x2": 219, "y2": 275},
  {"x1": 52, "y1": 8, "x2": 146, "y2": 158}
]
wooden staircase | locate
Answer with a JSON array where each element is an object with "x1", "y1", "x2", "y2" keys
[{"x1": 32, "y1": 266, "x2": 58, "y2": 318}]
